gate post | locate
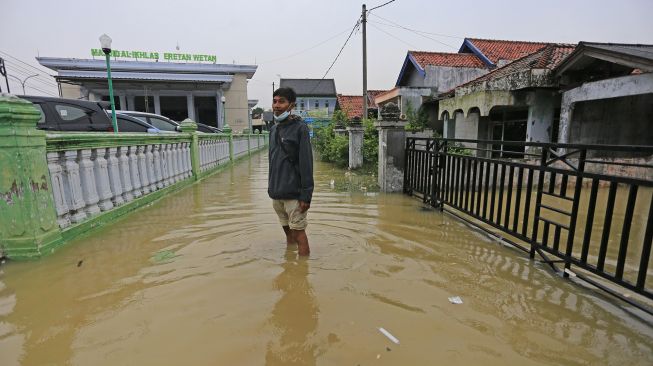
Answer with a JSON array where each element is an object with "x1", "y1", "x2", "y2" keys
[
  {"x1": 0, "y1": 94, "x2": 62, "y2": 259},
  {"x1": 347, "y1": 124, "x2": 364, "y2": 169},
  {"x1": 180, "y1": 119, "x2": 199, "y2": 179},
  {"x1": 374, "y1": 120, "x2": 408, "y2": 192}
]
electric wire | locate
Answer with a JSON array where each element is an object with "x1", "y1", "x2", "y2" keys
[
  {"x1": 0, "y1": 50, "x2": 56, "y2": 78},
  {"x1": 369, "y1": 22, "x2": 419, "y2": 48},
  {"x1": 3, "y1": 62, "x2": 58, "y2": 89},
  {"x1": 369, "y1": 13, "x2": 460, "y2": 49},
  {"x1": 370, "y1": 13, "x2": 464, "y2": 39},
  {"x1": 307, "y1": 18, "x2": 361, "y2": 94},
  {"x1": 258, "y1": 26, "x2": 354, "y2": 65},
  {"x1": 368, "y1": 0, "x2": 396, "y2": 11}
]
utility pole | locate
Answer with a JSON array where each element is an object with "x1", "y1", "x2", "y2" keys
[
  {"x1": 8, "y1": 74, "x2": 39, "y2": 95},
  {"x1": 362, "y1": 4, "x2": 368, "y2": 119},
  {"x1": 272, "y1": 82, "x2": 275, "y2": 94},
  {"x1": 0, "y1": 57, "x2": 9, "y2": 93}
]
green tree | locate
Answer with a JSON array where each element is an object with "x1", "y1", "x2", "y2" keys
[{"x1": 404, "y1": 100, "x2": 429, "y2": 132}]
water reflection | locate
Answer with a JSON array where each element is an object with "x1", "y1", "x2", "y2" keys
[{"x1": 266, "y1": 251, "x2": 318, "y2": 366}]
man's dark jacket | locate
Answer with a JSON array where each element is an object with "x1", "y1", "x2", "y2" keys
[{"x1": 268, "y1": 115, "x2": 314, "y2": 203}]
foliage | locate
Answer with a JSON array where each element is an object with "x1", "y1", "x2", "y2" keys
[
  {"x1": 362, "y1": 118, "x2": 378, "y2": 164},
  {"x1": 404, "y1": 100, "x2": 429, "y2": 133},
  {"x1": 447, "y1": 142, "x2": 473, "y2": 156},
  {"x1": 251, "y1": 107, "x2": 264, "y2": 118},
  {"x1": 312, "y1": 116, "x2": 379, "y2": 169},
  {"x1": 331, "y1": 109, "x2": 349, "y2": 127}
]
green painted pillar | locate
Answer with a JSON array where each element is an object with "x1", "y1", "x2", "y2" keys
[
  {"x1": 180, "y1": 118, "x2": 199, "y2": 180},
  {"x1": 0, "y1": 95, "x2": 62, "y2": 259},
  {"x1": 223, "y1": 124, "x2": 233, "y2": 162}
]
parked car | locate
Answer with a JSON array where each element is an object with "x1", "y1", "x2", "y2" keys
[
  {"x1": 117, "y1": 111, "x2": 222, "y2": 133},
  {"x1": 21, "y1": 95, "x2": 113, "y2": 132},
  {"x1": 115, "y1": 113, "x2": 173, "y2": 133}
]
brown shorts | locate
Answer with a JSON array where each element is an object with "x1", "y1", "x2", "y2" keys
[{"x1": 272, "y1": 199, "x2": 308, "y2": 230}]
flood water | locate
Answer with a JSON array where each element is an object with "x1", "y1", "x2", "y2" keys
[{"x1": 1, "y1": 152, "x2": 652, "y2": 365}]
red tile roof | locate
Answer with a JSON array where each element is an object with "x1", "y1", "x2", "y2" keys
[
  {"x1": 409, "y1": 51, "x2": 486, "y2": 69},
  {"x1": 336, "y1": 94, "x2": 364, "y2": 120},
  {"x1": 367, "y1": 89, "x2": 389, "y2": 108},
  {"x1": 453, "y1": 44, "x2": 577, "y2": 92},
  {"x1": 465, "y1": 38, "x2": 553, "y2": 64}
]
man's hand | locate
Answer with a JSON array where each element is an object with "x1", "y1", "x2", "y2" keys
[{"x1": 298, "y1": 201, "x2": 311, "y2": 213}]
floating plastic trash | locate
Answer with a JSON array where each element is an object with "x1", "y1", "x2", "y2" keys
[
  {"x1": 378, "y1": 327, "x2": 400, "y2": 344},
  {"x1": 448, "y1": 296, "x2": 463, "y2": 304}
]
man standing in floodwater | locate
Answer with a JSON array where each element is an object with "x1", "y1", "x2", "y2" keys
[{"x1": 268, "y1": 87, "x2": 314, "y2": 256}]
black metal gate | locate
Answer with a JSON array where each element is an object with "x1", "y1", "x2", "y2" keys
[{"x1": 404, "y1": 137, "x2": 653, "y2": 312}]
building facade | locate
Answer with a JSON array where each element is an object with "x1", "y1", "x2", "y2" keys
[
  {"x1": 38, "y1": 57, "x2": 257, "y2": 132},
  {"x1": 279, "y1": 78, "x2": 337, "y2": 117}
]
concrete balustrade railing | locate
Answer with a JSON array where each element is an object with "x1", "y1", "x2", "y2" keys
[{"x1": 0, "y1": 95, "x2": 268, "y2": 260}]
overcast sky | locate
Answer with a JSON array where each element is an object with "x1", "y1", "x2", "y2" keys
[{"x1": 2, "y1": 0, "x2": 652, "y2": 108}]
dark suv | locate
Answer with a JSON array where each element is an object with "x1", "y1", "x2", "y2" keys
[{"x1": 21, "y1": 95, "x2": 113, "y2": 132}]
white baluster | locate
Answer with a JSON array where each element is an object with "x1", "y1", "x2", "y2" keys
[
  {"x1": 177, "y1": 142, "x2": 187, "y2": 180},
  {"x1": 63, "y1": 150, "x2": 87, "y2": 223},
  {"x1": 92, "y1": 148, "x2": 114, "y2": 211},
  {"x1": 47, "y1": 151, "x2": 71, "y2": 228},
  {"x1": 117, "y1": 146, "x2": 133, "y2": 203},
  {"x1": 161, "y1": 143, "x2": 171, "y2": 187},
  {"x1": 145, "y1": 144, "x2": 157, "y2": 192},
  {"x1": 153, "y1": 144, "x2": 164, "y2": 189},
  {"x1": 128, "y1": 146, "x2": 143, "y2": 198},
  {"x1": 78, "y1": 149, "x2": 101, "y2": 216},
  {"x1": 170, "y1": 142, "x2": 179, "y2": 183},
  {"x1": 137, "y1": 145, "x2": 151, "y2": 194},
  {"x1": 106, "y1": 147, "x2": 125, "y2": 206},
  {"x1": 199, "y1": 140, "x2": 205, "y2": 171}
]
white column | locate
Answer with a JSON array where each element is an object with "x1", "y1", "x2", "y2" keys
[
  {"x1": 127, "y1": 95, "x2": 136, "y2": 111},
  {"x1": 154, "y1": 92, "x2": 161, "y2": 115},
  {"x1": 170, "y1": 143, "x2": 180, "y2": 183},
  {"x1": 105, "y1": 147, "x2": 125, "y2": 206},
  {"x1": 145, "y1": 145, "x2": 157, "y2": 192},
  {"x1": 137, "y1": 145, "x2": 151, "y2": 194},
  {"x1": 92, "y1": 148, "x2": 114, "y2": 211},
  {"x1": 47, "y1": 151, "x2": 71, "y2": 228},
  {"x1": 119, "y1": 94, "x2": 127, "y2": 111},
  {"x1": 117, "y1": 146, "x2": 134, "y2": 203},
  {"x1": 153, "y1": 144, "x2": 164, "y2": 189},
  {"x1": 217, "y1": 89, "x2": 224, "y2": 129},
  {"x1": 160, "y1": 144, "x2": 171, "y2": 187},
  {"x1": 128, "y1": 146, "x2": 143, "y2": 198},
  {"x1": 78, "y1": 149, "x2": 101, "y2": 216},
  {"x1": 63, "y1": 150, "x2": 87, "y2": 223},
  {"x1": 187, "y1": 93, "x2": 195, "y2": 121}
]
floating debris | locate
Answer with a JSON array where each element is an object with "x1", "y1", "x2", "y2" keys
[
  {"x1": 77, "y1": 260, "x2": 83, "y2": 267},
  {"x1": 151, "y1": 250, "x2": 178, "y2": 263},
  {"x1": 378, "y1": 327, "x2": 400, "y2": 344},
  {"x1": 448, "y1": 296, "x2": 463, "y2": 304}
]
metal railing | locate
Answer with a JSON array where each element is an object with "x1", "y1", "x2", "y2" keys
[{"x1": 404, "y1": 137, "x2": 653, "y2": 313}]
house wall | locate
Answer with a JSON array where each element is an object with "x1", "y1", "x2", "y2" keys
[
  {"x1": 526, "y1": 90, "x2": 558, "y2": 143},
  {"x1": 224, "y1": 73, "x2": 249, "y2": 132},
  {"x1": 570, "y1": 93, "x2": 653, "y2": 147},
  {"x1": 559, "y1": 73, "x2": 653, "y2": 145},
  {"x1": 425, "y1": 66, "x2": 488, "y2": 93},
  {"x1": 296, "y1": 97, "x2": 336, "y2": 115}
]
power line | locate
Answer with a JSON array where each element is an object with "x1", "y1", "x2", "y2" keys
[
  {"x1": 3, "y1": 59, "x2": 57, "y2": 85},
  {"x1": 0, "y1": 50, "x2": 55, "y2": 77},
  {"x1": 368, "y1": 0, "x2": 396, "y2": 11},
  {"x1": 258, "y1": 26, "x2": 355, "y2": 65},
  {"x1": 308, "y1": 18, "x2": 361, "y2": 94},
  {"x1": 370, "y1": 13, "x2": 464, "y2": 40},
  {"x1": 369, "y1": 13, "x2": 460, "y2": 49},
  {"x1": 369, "y1": 22, "x2": 419, "y2": 48},
  {"x1": 4, "y1": 62, "x2": 58, "y2": 89}
]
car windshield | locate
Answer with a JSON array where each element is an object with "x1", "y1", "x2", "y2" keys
[{"x1": 147, "y1": 117, "x2": 177, "y2": 131}]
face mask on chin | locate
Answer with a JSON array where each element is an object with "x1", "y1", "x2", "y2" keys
[{"x1": 273, "y1": 110, "x2": 290, "y2": 122}]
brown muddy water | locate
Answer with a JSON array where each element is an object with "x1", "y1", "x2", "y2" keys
[{"x1": 0, "y1": 152, "x2": 652, "y2": 365}]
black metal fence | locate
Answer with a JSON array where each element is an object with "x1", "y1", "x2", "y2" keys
[{"x1": 404, "y1": 137, "x2": 653, "y2": 311}]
